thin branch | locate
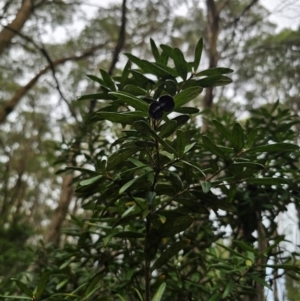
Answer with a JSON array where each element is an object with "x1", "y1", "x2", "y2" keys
[
  {"x1": 108, "y1": 0, "x2": 127, "y2": 76},
  {"x1": 3, "y1": 25, "x2": 78, "y2": 120},
  {"x1": 0, "y1": 42, "x2": 107, "y2": 124}
]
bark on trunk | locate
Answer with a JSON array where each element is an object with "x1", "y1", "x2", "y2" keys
[
  {"x1": 0, "y1": 0, "x2": 33, "y2": 55},
  {"x1": 204, "y1": 0, "x2": 219, "y2": 108},
  {"x1": 44, "y1": 173, "x2": 73, "y2": 246}
]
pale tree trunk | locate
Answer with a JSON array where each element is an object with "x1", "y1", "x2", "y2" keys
[
  {"x1": 0, "y1": 0, "x2": 33, "y2": 55},
  {"x1": 204, "y1": 0, "x2": 221, "y2": 108},
  {"x1": 44, "y1": 173, "x2": 73, "y2": 246},
  {"x1": 253, "y1": 211, "x2": 268, "y2": 301}
]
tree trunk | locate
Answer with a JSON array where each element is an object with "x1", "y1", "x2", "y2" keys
[
  {"x1": 0, "y1": 0, "x2": 33, "y2": 55},
  {"x1": 44, "y1": 173, "x2": 73, "y2": 246},
  {"x1": 204, "y1": 0, "x2": 220, "y2": 108}
]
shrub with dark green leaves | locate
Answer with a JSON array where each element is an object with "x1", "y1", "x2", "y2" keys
[{"x1": 7, "y1": 38, "x2": 300, "y2": 301}]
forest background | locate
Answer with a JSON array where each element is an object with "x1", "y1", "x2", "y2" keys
[{"x1": 0, "y1": 0, "x2": 300, "y2": 300}]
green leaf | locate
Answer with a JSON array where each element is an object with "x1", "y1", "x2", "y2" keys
[
  {"x1": 152, "y1": 283, "x2": 166, "y2": 301},
  {"x1": 207, "y1": 293, "x2": 222, "y2": 301},
  {"x1": 176, "y1": 129, "x2": 186, "y2": 156},
  {"x1": 124, "y1": 84, "x2": 147, "y2": 96},
  {"x1": 85, "y1": 273, "x2": 102, "y2": 299},
  {"x1": 86, "y1": 74, "x2": 104, "y2": 85},
  {"x1": 232, "y1": 123, "x2": 244, "y2": 153},
  {"x1": 77, "y1": 92, "x2": 111, "y2": 101},
  {"x1": 245, "y1": 127, "x2": 259, "y2": 148},
  {"x1": 245, "y1": 143, "x2": 299, "y2": 154},
  {"x1": 193, "y1": 37, "x2": 203, "y2": 71},
  {"x1": 107, "y1": 148, "x2": 139, "y2": 170},
  {"x1": 113, "y1": 213, "x2": 140, "y2": 228},
  {"x1": 202, "y1": 136, "x2": 227, "y2": 158},
  {"x1": 100, "y1": 69, "x2": 116, "y2": 91},
  {"x1": 80, "y1": 175, "x2": 103, "y2": 186},
  {"x1": 164, "y1": 79, "x2": 177, "y2": 95},
  {"x1": 121, "y1": 60, "x2": 131, "y2": 85},
  {"x1": 135, "y1": 140, "x2": 156, "y2": 147},
  {"x1": 233, "y1": 240, "x2": 256, "y2": 253},
  {"x1": 116, "y1": 294, "x2": 129, "y2": 301},
  {"x1": 197, "y1": 75, "x2": 232, "y2": 87},
  {"x1": 12, "y1": 279, "x2": 33, "y2": 298},
  {"x1": 200, "y1": 181, "x2": 211, "y2": 193},
  {"x1": 146, "y1": 191, "x2": 156, "y2": 205},
  {"x1": 159, "y1": 215, "x2": 194, "y2": 237},
  {"x1": 109, "y1": 91, "x2": 149, "y2": 112},
  {"x1": 131, "y1": 287, "x2": 144, "y2": 301},
  {"x1": 34, "y1": 269, "x2": 50, "y2": 299},
  {"x1": 174, "y1": 87, "x2": 203, "y2": 109},
  {"x1": 159, "y1": 120, "x2": 178, "y2": 138},
  {"x1": 147, "y1": 128, "x2": 178, "y2": 155},
  {"x1": 249, "y1": 274, "x2": 272, "y2": 290},
  {"x1": 152, "y1": 240, "x2": 190, "y2": 270},
  {"x1": 222, "y1": 280, "x2": 234, "y2": 298},
  {"x1": 196, "y1": 67, "x2": 234, "y2": 76},
  {"x1": 119, "y1": 171, "x2": 151, "y2": 194},
  {"x1": 173, "y1": 48, "x2": 187, "y2": 80},
  {"x1": 133, "y1": 120, "x2": 152, "y2": 135},
  {"x1": 181, "y1": 160, "x2": 206, "y2": 177},
  {"x1": 246, "y1": 177, "x2": 289, "y2": 185},
  {"x1": 125, "y1": 53, "x2": 171, "y2": 77},
  {"x1": 96, "y1": 111, "x2": 146, "y2": 125},
  {"x1": 150, "y1": 38, "x2": 160, "y2": 62},
  {"x1": 174, "y1": 107, "x2": 199, "y2": 114},
  {"x1": 213, "y1": 120, "x2": 232, "y2": 141},
  {"x1": 115, "y1": 231, "x2": 144, "y2": 238}
]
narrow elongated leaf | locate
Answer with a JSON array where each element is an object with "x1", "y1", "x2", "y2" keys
[
  {"x1": 116, "y1": 294, "x2": 129, "y2": 301},
  {"x1": 121, "y1": 60, "x2": 131, "y2": 85},
  {"x1": 13, "y1": 279, "x2": 33, "y2": 298},
  {"x1": 222, "y1": 280, "x2": 234, "y2": 298},
  {"x1": 193, "y1": 37, "x2": 203, "y2": 71},
  {"x1": 119, "y1": 171, "x2": 151, "y2": 194},
  {"x1": 174, "y1": 107, "x2": 199, "y2": 114},
  {"x1": 34, "y1": 270, "x2": 50, "y2": 300},
  {"x1": 107, "y1": 148, "x2": 139, "y2": 170},
  {"x1": 125, "y1": 53, "x2": 171, "y2": 77},
  {"x1": 246, "y1": 177, "x2": 288, "y2": 185},
  {"x1": 152, "y1": 240, "x2": 190, "y2": 270},
  {"x1": 213, "y1": 120, "x2": 232, "y2": 141},
  {"x1": 77, "y1": 92, "x2": 111, "y2": 101},
  {"x1": 200, "y1": 181, "x2": 211, "y2": 193},
  {"x1": 164, "y1": 79, "x2": 177, "y2": 95},
  {"x1": 152, "y1": 283, "x2": 166, "y2": 301},
  {"x1": 174, "y1": 87, "x2": 203, "y2": 109},
  {"x1": 124, "y1": 84, "x2": 147, "y2": 96},
  {"x1": 231, "y1": 123, "x2": 244, "y2": 153},
  {"x1": 100, "y1": 69, "x2": 116, "y2": 91},
  {"x1": 197, "y1": 75, "x2": 232, "y2": 87},
  {"x1": 96, "y1": 112, "x2": 145, "y2": 125},
  {"x1": 196, "y1": 67, "x2": 234, "y2": 76},
  {"x1": 80, "y1": 175, "x2": 103, "y2": 186},
  {"x1": 109, "y1": 91, "x2": 148, "y2": 112},
  {"x1": 245, "y1": 143, "x2": 299, "y2": 154},
  {"x1": 150, "y1": 38, "x2": 160, "y2": 62},
  {"x1": 159, "y1": 215, "x2": 194, "y2": 237},
  {"x1": 159, "y1": 120, "x2": 177, "y2": 138},
  {"x1": 245, "y1": 127, "x2": 259, "y2": 148},
  {"x1": 173, "y1": 48, "x2": 187, "y2": 80},
  {"x1": 86, "y1": 74, "x2": 104, "y2": 85},
  {"x1": 202, "y1": 136, "x2": 226, "y2": 158},
  {"x1": 249, "y1": 274, "x2": 272, "y2": 290},
  {"x1": 182, "y1": 160, "x2": 206, "y2": 177},
  {"x1": 176, "y1": 129, "x2": 186, "y2": 156},
  {"x1": 133, "y1": 120, "x2": 152, "y2": 135}
]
